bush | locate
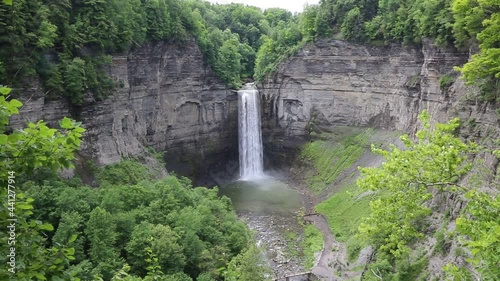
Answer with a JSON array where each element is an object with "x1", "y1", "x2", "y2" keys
[{"x1": 439, "y1": 74, "x2": 455, "y2": 90}]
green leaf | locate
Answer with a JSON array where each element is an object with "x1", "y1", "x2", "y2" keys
[
  {"x1": 17, "y1": 203, "x2": 34, "y2": 210},
  {"x1": 38, "y1": 223, "x2": 54, "y2": 231},
  {"x1": 66, "y1": 247, "x2": 75, "y2": 255},
  {"x1": 0, "y1": 87, "x2": 11, "y2": 94},
  {"x1": 60, "y1": 117, "x2": 72, "y2": 129},
  {"x1": 0, "y1": 134, "x2": 7, "y2": 145},
  {"x1": 68, "y1": 234, "x2": 78, "y2": 243},
  {"x1": 10, "y1": 99, "x2": 22, "y2": 108},
  {"x1": 35, "y1": 273, "x2": 46, "y2": 280}
]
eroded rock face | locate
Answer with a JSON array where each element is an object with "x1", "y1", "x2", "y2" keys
[
  {"x1": 11, "y1": 41, "x2": 238, "y2": 177},
  {"x1": 259, "y1": 39, "x2": 498, "y2": 145}
]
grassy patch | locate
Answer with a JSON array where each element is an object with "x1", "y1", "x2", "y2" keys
[
  {"x1": 316, "y1": 182, "x2": 374, "y2": 261},
  {"x1": 284, "y1": 230, "x2": 300, "y2": 258},
  {"x1": 301, "y1": 129, "x2": 373, "y2": 194},
  {"x1": 439, "y1": 74, "x2": 455, "y2": 90},
  {"x1": 302, "y1": 224, "x2": 323, "y2": 269}
]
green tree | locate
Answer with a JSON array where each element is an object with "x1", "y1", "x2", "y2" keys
[
  {"x1": 455, "y1": 189, "x2": 500, "y2": 280},
  {"x1": 86, "y1": 207, "x2": 122, "y2": 279},
  {"x1": 224, "y1": 245, "x2": 271, "y2": 281},
  {"x1": 300, "y1": 5, "x2": 318, "y2": 41},
  {"x1": 341, "y1": 7, "x2": 366, "y2": 41},
  {"x1": 126, "y1": 222, "x2": 186, "y2": 276},
  {"x1": 0, "y1": 85, "x2": 84, "y2": 280},
  {"x1": 358, "y1": 111, "x2": 475, "y2": 257},
  {"x1": 63, "y1": 57, "x2": 86, "y2": 105},
  {"x1": 144, "y1": 0, "x2": 172, "y2": 40},
  {"x1": 53, "y1": 211, "x2": 86, "y2": 262},
  {"x1": 452, "y1": 0, "x2": 499, "y2": 100},
  {"x1": 215, "y1": 37, "x2": 242, "y2": 88}
]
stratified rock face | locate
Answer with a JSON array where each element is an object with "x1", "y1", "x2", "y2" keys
[
  {"x1": 259, "y1": 39, "x2": 495, "y2": 139},
  {"x1": 11, "y1": 42, "x2": 238, "y2": 171}
]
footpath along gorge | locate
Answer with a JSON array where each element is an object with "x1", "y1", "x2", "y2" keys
[{"x1": 1, "y1": 0, "x2": 499, "y2": 280}]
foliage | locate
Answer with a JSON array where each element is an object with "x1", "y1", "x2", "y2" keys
[
  {"x1": 224, "y1": 245, "x2": 271, "y2": 281},
  {"x1": 452, "y1": 0, "x2": 499, "y2": 100},
  {"x1": 0, "y1": 87, "x2": 85, "y2": 175},
  {"x1": 439, "y1": 74, "x2": 455, "y2": 90},
  {"x1": 455, "y1": 190, "x2": 500, "y2": 280},
  {"x1": 21, "y1": 164, "x2": 264, "y2": 281},
  {"x1": 302, "y1": 224, "x2": 323, "y2": 269},
  {"x1": 316, "y1": 182, "x2": 373, "y2": 261},
  {"x1": 341, "y1": 8, "x2": 365, "y2": 42},
  {"x1": 357, "y1": 111, "x2": 475, "y2": 258},
  {"x1": 301, "y1": 129, "x2": 372, "y2": 194},
  {"x1": 0, "y1": 85, "x2": 84, "y2": 280},
  {"x1": 0, "y1": 0, "x2": 281, "y2": 94},
  {"x1": 253, "y1": 12, "x2": 303, "y2": 81},
  {"x1": 97, "y1": 159, "x2": 155, "y2": 186},
  {"x1": 363, "y1": 251, "x2": 430, "y2": 281}
]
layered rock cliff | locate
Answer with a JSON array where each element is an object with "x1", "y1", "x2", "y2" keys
[
  {"x1": 11, "y1": 38, "x2": 498, "y2": 180},
  {"x1": 11, "y1": 41, "x2": 238, "y2": 179},
  {"x1": 259, "y1": 39, "x2": 499, "y2": 156}
]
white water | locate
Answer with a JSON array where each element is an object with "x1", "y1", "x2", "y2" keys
[{"x1": 238, "y1": 83, "x2": 264, "y2": 180}]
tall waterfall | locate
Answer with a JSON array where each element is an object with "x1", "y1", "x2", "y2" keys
[{"x1": 238, "y1": 83, "x2": 264, "y2": 180}]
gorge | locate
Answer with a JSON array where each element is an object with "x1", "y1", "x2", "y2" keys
[
  {"x1": 13, "y1": 39, "x2": 498, "y2": 177},
  {"x1": 10, "y1": 38, "x2": 499, "y2": 280},
  {"x1": 2, "y1": 0, "x2": 499, "y2": 280}
]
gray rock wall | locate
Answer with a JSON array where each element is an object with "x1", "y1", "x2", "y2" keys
[
  {"x1": 10, "y1": 39, "x2": 498, "y2": 178},
  {"x1": 11, "y1": 42, "x2": 238, "y2": 175},
  {"x1": 259, "y1": 39, "x2": 498, "y2": 143}
]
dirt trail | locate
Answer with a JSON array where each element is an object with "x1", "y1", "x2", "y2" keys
[{"x1": 304, "y1": 214, "x2": 359, "y2": 281}]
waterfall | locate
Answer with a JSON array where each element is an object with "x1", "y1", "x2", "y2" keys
[{"x1": 238, "y1": 83, "x2": 264, "y2": 180}]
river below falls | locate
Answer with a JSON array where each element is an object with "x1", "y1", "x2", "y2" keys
[{"x1": 218, "y1": 177, "x2": 310, "y2": 279}]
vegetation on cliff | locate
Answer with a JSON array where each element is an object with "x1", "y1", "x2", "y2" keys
[
  {"x1": 1, "y1": 0, "x2": 496, "y2": 100},
  {"x1": 0, "y1": 0, "x2": 299, "y2": 95},
  {"x1": 255, "y1": 0, "x2": 499, "y2": 101},
  {"x1": 358, "y1": 112, "x2": 499, "y2": 280}
]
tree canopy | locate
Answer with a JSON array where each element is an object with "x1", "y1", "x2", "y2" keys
[{"x1": 356, "y1": 111, "x2": 499, "y2": 280}]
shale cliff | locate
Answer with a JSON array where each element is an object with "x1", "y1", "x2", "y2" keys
[
  {"x1": 11, "y1": 39, "x2": 499, "y2": 179},
  {"x1": 11, "y1": 42, "x2": 238, "y2": 177},
  {"x1": 260, "y1": 39, "x2": 499, "y2": 153}
]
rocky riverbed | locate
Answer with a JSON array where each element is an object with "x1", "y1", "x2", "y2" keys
[{"x1": 239, "y1": 210, "x2": 306, "y2": 279}]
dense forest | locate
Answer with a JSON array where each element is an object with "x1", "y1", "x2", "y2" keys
[
  {"x1": 0, "y1": 0, "x2": 498, "y2": 101},
  {"x1": 0, "y1": 0, "x2": 499, "y2": 280}
]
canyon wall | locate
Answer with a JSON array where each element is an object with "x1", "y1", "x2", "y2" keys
[
  {"x1": 11, "y1": 38, "x2": 498, "y2": 178},
  {"x1": 259, "y1": 39, "x2": 499, "y2": 157},
  {"x1": 11, "y1": 41, "x2": 238, "y2": 178}
]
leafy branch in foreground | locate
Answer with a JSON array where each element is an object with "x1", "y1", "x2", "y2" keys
[
  {"x1": 0, "y1": 85, "x2": 85, "y2": 280},
  {"x1": 357, "y1": 110, "x2": 475, "y2": 258},
  {"x1": 453, "y1": 190, "x2": 500, "y2": 280},
  {"x1": 357, "y1": 110, "x2": 500, "y2": 280}
]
